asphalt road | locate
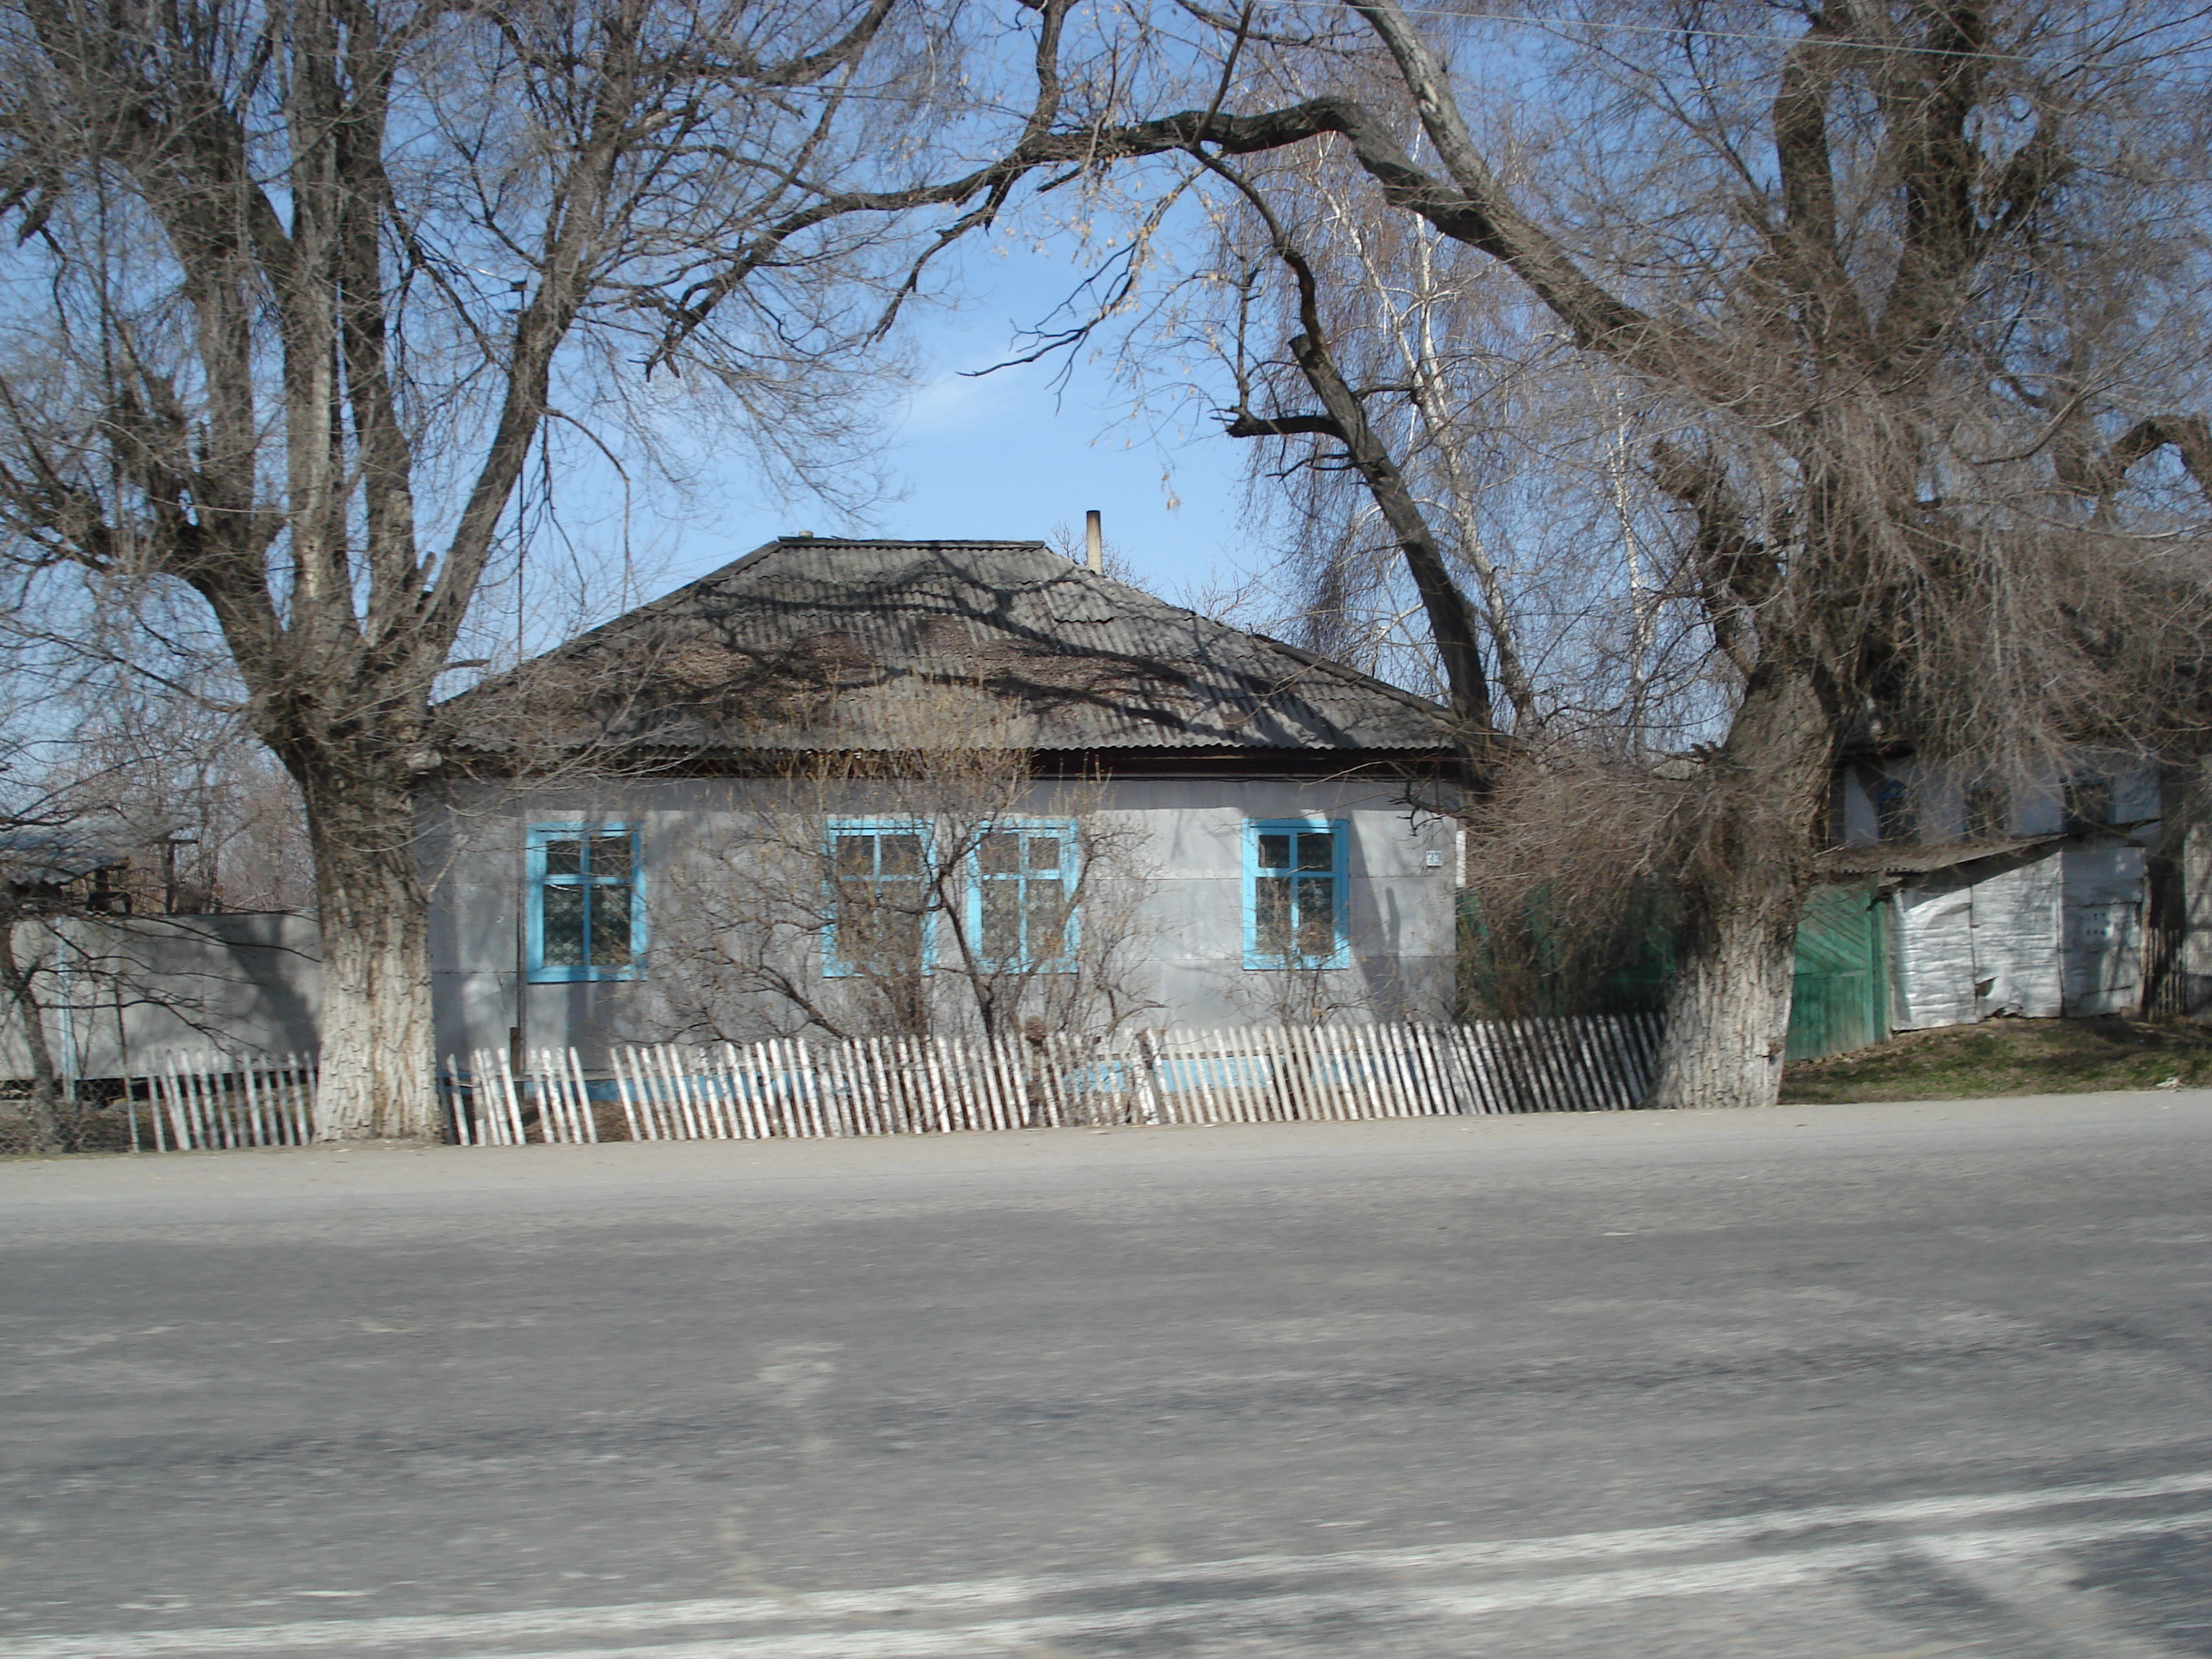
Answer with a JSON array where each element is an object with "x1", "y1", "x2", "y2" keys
[{"x1": 2, "y1": 1092, "x2": 2209, "y2": 1658}]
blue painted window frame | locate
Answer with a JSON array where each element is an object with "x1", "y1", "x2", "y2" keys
[
  {"x1": 966, "y1": 819, "x2": 1080, "y2": 974},
  {"x1": 1242, "y1": 819, "x2": 1350, "y2": 971},
  {"x1": 525, "y1": 824, "x2": 645, "y2": 983},
  {"x1": 824, "y1": 819, "x2": 935, "y2": 978}
]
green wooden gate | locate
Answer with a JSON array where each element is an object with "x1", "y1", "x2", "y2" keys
[{"x1": 1786, "y1": 883, "x2": 1889, "y2": 1062}]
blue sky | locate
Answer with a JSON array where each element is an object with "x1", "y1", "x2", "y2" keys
[{"x1": 652, "y1": 237, "x2": 1258, "y2": 605}]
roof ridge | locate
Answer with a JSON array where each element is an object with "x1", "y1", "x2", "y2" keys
[
  {"x1": 1061, "y1": 561, "x2": 1447, "y2": 715},
  {"x1": 437, "y1": 536, "x2": 1455, "y2": 755}
]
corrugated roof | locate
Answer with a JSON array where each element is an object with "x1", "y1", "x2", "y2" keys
[
  {"x1": 439, "y1": 539, "x2": 1455, "y2": 757},
  {"x1": 1817, "y1": 835, "x2": 2063, "y2": 876},
  {"x1": 0, "y1": 822, "x2": 132, "y2": 886}
]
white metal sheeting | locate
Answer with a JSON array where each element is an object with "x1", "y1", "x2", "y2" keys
[
  {"x1": 1889, "y1": 842, "x2": 2141, "y2": 1030},
  {"x1": 1971, "y1": 854, "x2": 2064, "y2": 1019},
  {"x1": 2062, "y1": 842, "x2": 2147, "y2": 1017},
  {"x1": 1892, "y1": 884, "x2": 1979, "y2": 1030}
]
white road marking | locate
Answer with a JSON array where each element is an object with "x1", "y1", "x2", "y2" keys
[
  {"x1": 454, "y1": 1516, "x2": 2212, "y2": 1659},
  {"x1": 7, "y1": 1471, "x2": 2207, "y2": 1659}
]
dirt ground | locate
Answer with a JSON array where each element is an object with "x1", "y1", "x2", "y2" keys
[{"x1": 1781, "y1": 1015, "x2": 2212, "y2": 1103}]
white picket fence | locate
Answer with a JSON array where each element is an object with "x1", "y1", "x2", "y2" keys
[
  {"x1": 433, "y1": 1015, "x2": 1662, "y2": 1146},
  {"x1": 441, "y1": 1047, "x2": 601, "y2": 1146},
  {"x1": 138, "y1": 1051, "x2": 319, "y2": 1151},
  {"x1": 121, "y1": 1015, "x2": 1662, "y2": 1152},
  {"x1": 1145, "y1": 1015, "x2": 1660, "y2": 1122}
]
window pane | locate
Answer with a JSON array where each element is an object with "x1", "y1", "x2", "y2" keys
[
  {"x1": 588, "y1": 886, "x2": 634, "y2": 967},
  {"x1": 1296, "y1": 833, "x2": 1333, "y2": 871},
  {"x1": 589, "y1": 835, "x2": 631, "y2": 881},
  {"x1": 981, "y1": 880, "x2": 1022, "y2": 959},
  {"x1": 1254, "y1": 876, "x2": 1292, "y2": 958},
  {"x1": 979, "y1": 830, "x2": 1020, "y2": 875},
  {"x1": 542, "y1": 884, "x2": 585, "y2": 966},
  {"x1": 834, "y1": 834, "x2": 875, "y2": 878},
  {"x1": 848, "y1": 901, "x2": 923, "y2": 974},
  {"x1": 878, "y1": 832, "x2": 923, "y2": 878},
  {"x1": 1025, "y1": 835, "x2": 1061, "y2": 872},
  {"x1": 1875, "y1": 780, "x2": 1915, "y2": 844},
  {"x1": 1025, "y1": 881, "x2": 1069, "y2": 962},
  {"x1": 543, "y1": 838, "x2": 583, "y2": 877},
  {"x1": 2065, "y1": 780, "x2": 2111, "y2": 832},
  {"x1": 1966, "y1": 785, "x2": 2008, "y2": 840},
  {"x1": 880, "y1": 906, "x2": 924, "y2": 971},
  {"x1": 1295, "y1": 876, "x2": 1336, "y2": 960},
  {"x1": 1257, "y1": 832, "x2": 1291, "y2": 871}
]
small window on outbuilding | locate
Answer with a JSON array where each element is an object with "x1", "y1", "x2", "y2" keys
[
  {"x1": 1874, "y1": 777, "x2": 1917, "y2": 844},
  {"x1": 2064, "y1": 778, "x2": 2113, "y2": 835},
  {"x1": 1964, "y1": 783, "x2": 2010, "y2": 842}
]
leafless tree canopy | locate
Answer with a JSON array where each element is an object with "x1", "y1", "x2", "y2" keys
[
  {"x1": 929, "y1": 0, "x2": 2212, "y2": 1104},
  {"x1": 0, "y1": 0, "x2": 1076, "y2": 1136}
]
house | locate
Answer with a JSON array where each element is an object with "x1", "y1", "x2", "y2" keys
[
  {"x1": 424, "y1": 537, "x2": 1465, "y2": 1066},
  {"x1": 1801, "y1": 752, "x2": 2169, "y2": 1043}
]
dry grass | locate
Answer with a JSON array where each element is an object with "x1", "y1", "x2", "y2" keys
[{"x1": 1780, "y1": 1017, "x2": 2212, "y2": 1104}]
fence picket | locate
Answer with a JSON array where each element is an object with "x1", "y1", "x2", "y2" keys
[{"x1": 120, "y1": 1013, "x2": 1673, "y2": 1157}]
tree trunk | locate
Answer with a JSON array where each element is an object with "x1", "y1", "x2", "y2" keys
[
  {"x1": 297, "y1": 767, "x2": 437, "y2": 1141},
  {"x1": 0, "y1": 900, "x2": 64, "y2": 1151},
  {"x1": 1647, "y1": 664, "x2": 1835, "y2": 1112}
]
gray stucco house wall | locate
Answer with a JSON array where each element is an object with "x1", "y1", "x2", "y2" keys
[{"x1": 424, "y1": 539, "x2": 1465, "y2": 1067}]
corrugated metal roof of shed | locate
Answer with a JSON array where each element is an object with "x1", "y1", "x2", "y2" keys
[{"x1": 439, "y1": 539, "x2": 1455, "y2": 757}]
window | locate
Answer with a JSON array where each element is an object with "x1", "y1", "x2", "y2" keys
[
  {"x1": 2064, "y1": 778, "x2": 2113, "y2": 835},
  {"x1": 970, "y1": 821, "x2": 1076, "y2": 971},
  {"x1": 1244, "y1": 819, "x2": 1349, "y2": 970},
  {"x1": 827, "y1": 821, "x2": 932, "y2": 977},
  {"x1": 526, "y1": 825, "x2": 642, "y2": 982},
  {"x1": 1874, "y1": 776, "x2": 1917, "y2": 844},
  {"x1": 1964, "y1": 783, "x2": 2010, "y2": 842}
]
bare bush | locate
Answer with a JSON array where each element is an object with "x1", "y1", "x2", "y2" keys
[
  {"x1": 1453, "y1": 742, "x2": 1681, "y2": 1019},
  {"x1": 647, "y1": 680, "x2": 1159, "y2": 1046}
]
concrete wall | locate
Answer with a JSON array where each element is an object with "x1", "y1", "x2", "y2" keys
[
  {"x1": 423, "y1": 773, "x2": 1460, "y2": 1066},
  {"x1": 1, "y1": 911, "x2": 322, "y2": 1077}
]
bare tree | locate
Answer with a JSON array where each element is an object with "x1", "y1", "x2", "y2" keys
[
  {"x1": 950, "y1": 0, "x2": 2212, "y2": 1107},
  {"x1": 649, "y1": 680, "x2": 1158, "y2": 1046},
  {"x1": 38, "y1": 675, "x2": 316, "y2": 914},
  {"x1": 0, "y1": 773, "x2": 86, "y2": 1151},
  {"x1": 0, "y1": 0, "x2": 1064, "y2": 1136}
]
